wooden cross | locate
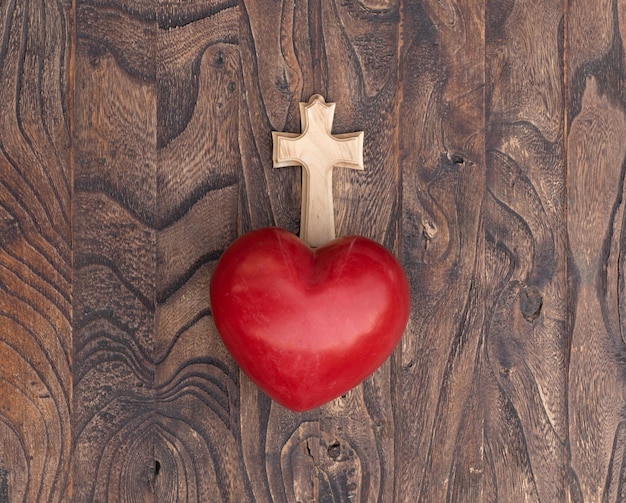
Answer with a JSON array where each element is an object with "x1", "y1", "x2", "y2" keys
[{"x1": 272, "y1": 95, "x2": 364, "y2": 248}]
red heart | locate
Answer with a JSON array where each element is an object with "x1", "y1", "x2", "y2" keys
[{"x1": 210, "y1": 227, "x2": 410, "y2": 411}]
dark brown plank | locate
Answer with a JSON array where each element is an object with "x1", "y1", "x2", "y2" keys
[
  {"x1": 315, "y1": 2, "x2": 401, "y2": 502},
  {"x1": 0, "y1": 0, "x2": 72, "y2": 501},
  {"x1": 566, "y1": 0, "x2": 626, "y2": 499},
  {"x1": 483, "y1": 0, "x2": 570, "y2": 500},
  {"x1": 238, "y1": 1, "x2": 401, "y2": 501},
  {"x1": 72, "y1": 2, "x2": 158, "y2": 500},
  {"x1": 397, "y1": 0, "x2": 486, "y2": 500},
  {"x1": 154, "y1": 1, "x2": 253, "y2": 501}
]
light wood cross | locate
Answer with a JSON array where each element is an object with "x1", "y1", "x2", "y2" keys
[{"x1": 272, "y1": 95, "x2": 364, "y2": 248}]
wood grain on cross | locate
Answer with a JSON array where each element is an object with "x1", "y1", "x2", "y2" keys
[{"x1": 272, "y1": 95, "x2": 364, "y2": 247}]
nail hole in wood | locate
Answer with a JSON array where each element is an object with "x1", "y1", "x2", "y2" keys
[
  {"x1": 327, "y1": 441, "x2": 341, "y2": 460},
  {"x1": 154, "y1": 460, "x2": 161, "y2": 477},
  {"x1": 448, "y1": 152, "x2": 465, "y2": 164}
]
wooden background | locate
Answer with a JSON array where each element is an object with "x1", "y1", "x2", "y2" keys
[{"x1": 1, "y1": 0, "x2": 625, "y2": 501}]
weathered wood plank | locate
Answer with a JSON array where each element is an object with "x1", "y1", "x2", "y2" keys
[
  {"x1": 397, "y1": 0, "x2": 486, "y2": 500},
  {"x1": 483, "y1": 0, "x2": 569, "y2": 500},
  {"x1": 0, "y1": 0, "x2": 72, "y2": 501},
  {"x1": 154, "y1": 1, "x2": 253, "y2": 501},
  {"x1": 315, "y1": 2, "x2": 401, "y2": 502},
  {"x1": 72, "y1": 2, "x2": 158, "y2": 500},
  {"x1": 566, "y1": 0, "x2": 626, "y2": 499},
  {"x1": 238, "y1": 1, "x2": 400, "y2": 501}
]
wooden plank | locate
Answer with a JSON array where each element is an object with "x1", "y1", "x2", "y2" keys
[
  {"x1": 315, "y1": 3, "x2": 400, "y2": 502},
  {"x1": 154, "y1": 1, "x2": 253, "y2": 501},
  {"x1": 71, "y1": 2, "x2": 158, "y2": 500},
  {"x1": 484, "y1": 0, "x2": 569, "y2": 500},
  {"x1": 397, "y1": 0, "x2": 486, "y2": 500},
  {"x1": 0, "y1": 0, "x2": 72, "y2": 501},
  {"x1": 566, "y1": 0, "x2": 626, "y2": 499},
  {"x1": 238, "y1": 1, "x2": 401, "y2": 501}
]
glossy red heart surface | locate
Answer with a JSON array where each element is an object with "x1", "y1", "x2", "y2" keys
[{"x1": 210, "y1": 227, "x2": 410, "y2": 411}]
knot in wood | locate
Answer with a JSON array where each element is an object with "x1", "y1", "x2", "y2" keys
[{"x1": 519, "y1": 286, "x2": 542, "y2": 322}]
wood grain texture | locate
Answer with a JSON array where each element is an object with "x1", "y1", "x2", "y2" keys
[
  {"x1": 0, "y1": 0, "x2": 72, "y2": 501},
  {"x1": 72, "y1": 1, "x2": 158, "y2": 500},
  {"x1": 155, "y1": 2, "x2": 251, "y2": 501},
  {"x1": 3, "y1": 0, "x2": 626, "y2": 501},
  {"x1": 484, "y1": 0, "x2": 569, "y2": 501},
  {"x1": 397, "y1": 0, "x2": 486, "y2": 500},
  {"x1": 73, "y1": 0, "x2": 253, "y2": 501},
  {"x1": 566, "y1": 0, "x2": 626, "y2": 500}
]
